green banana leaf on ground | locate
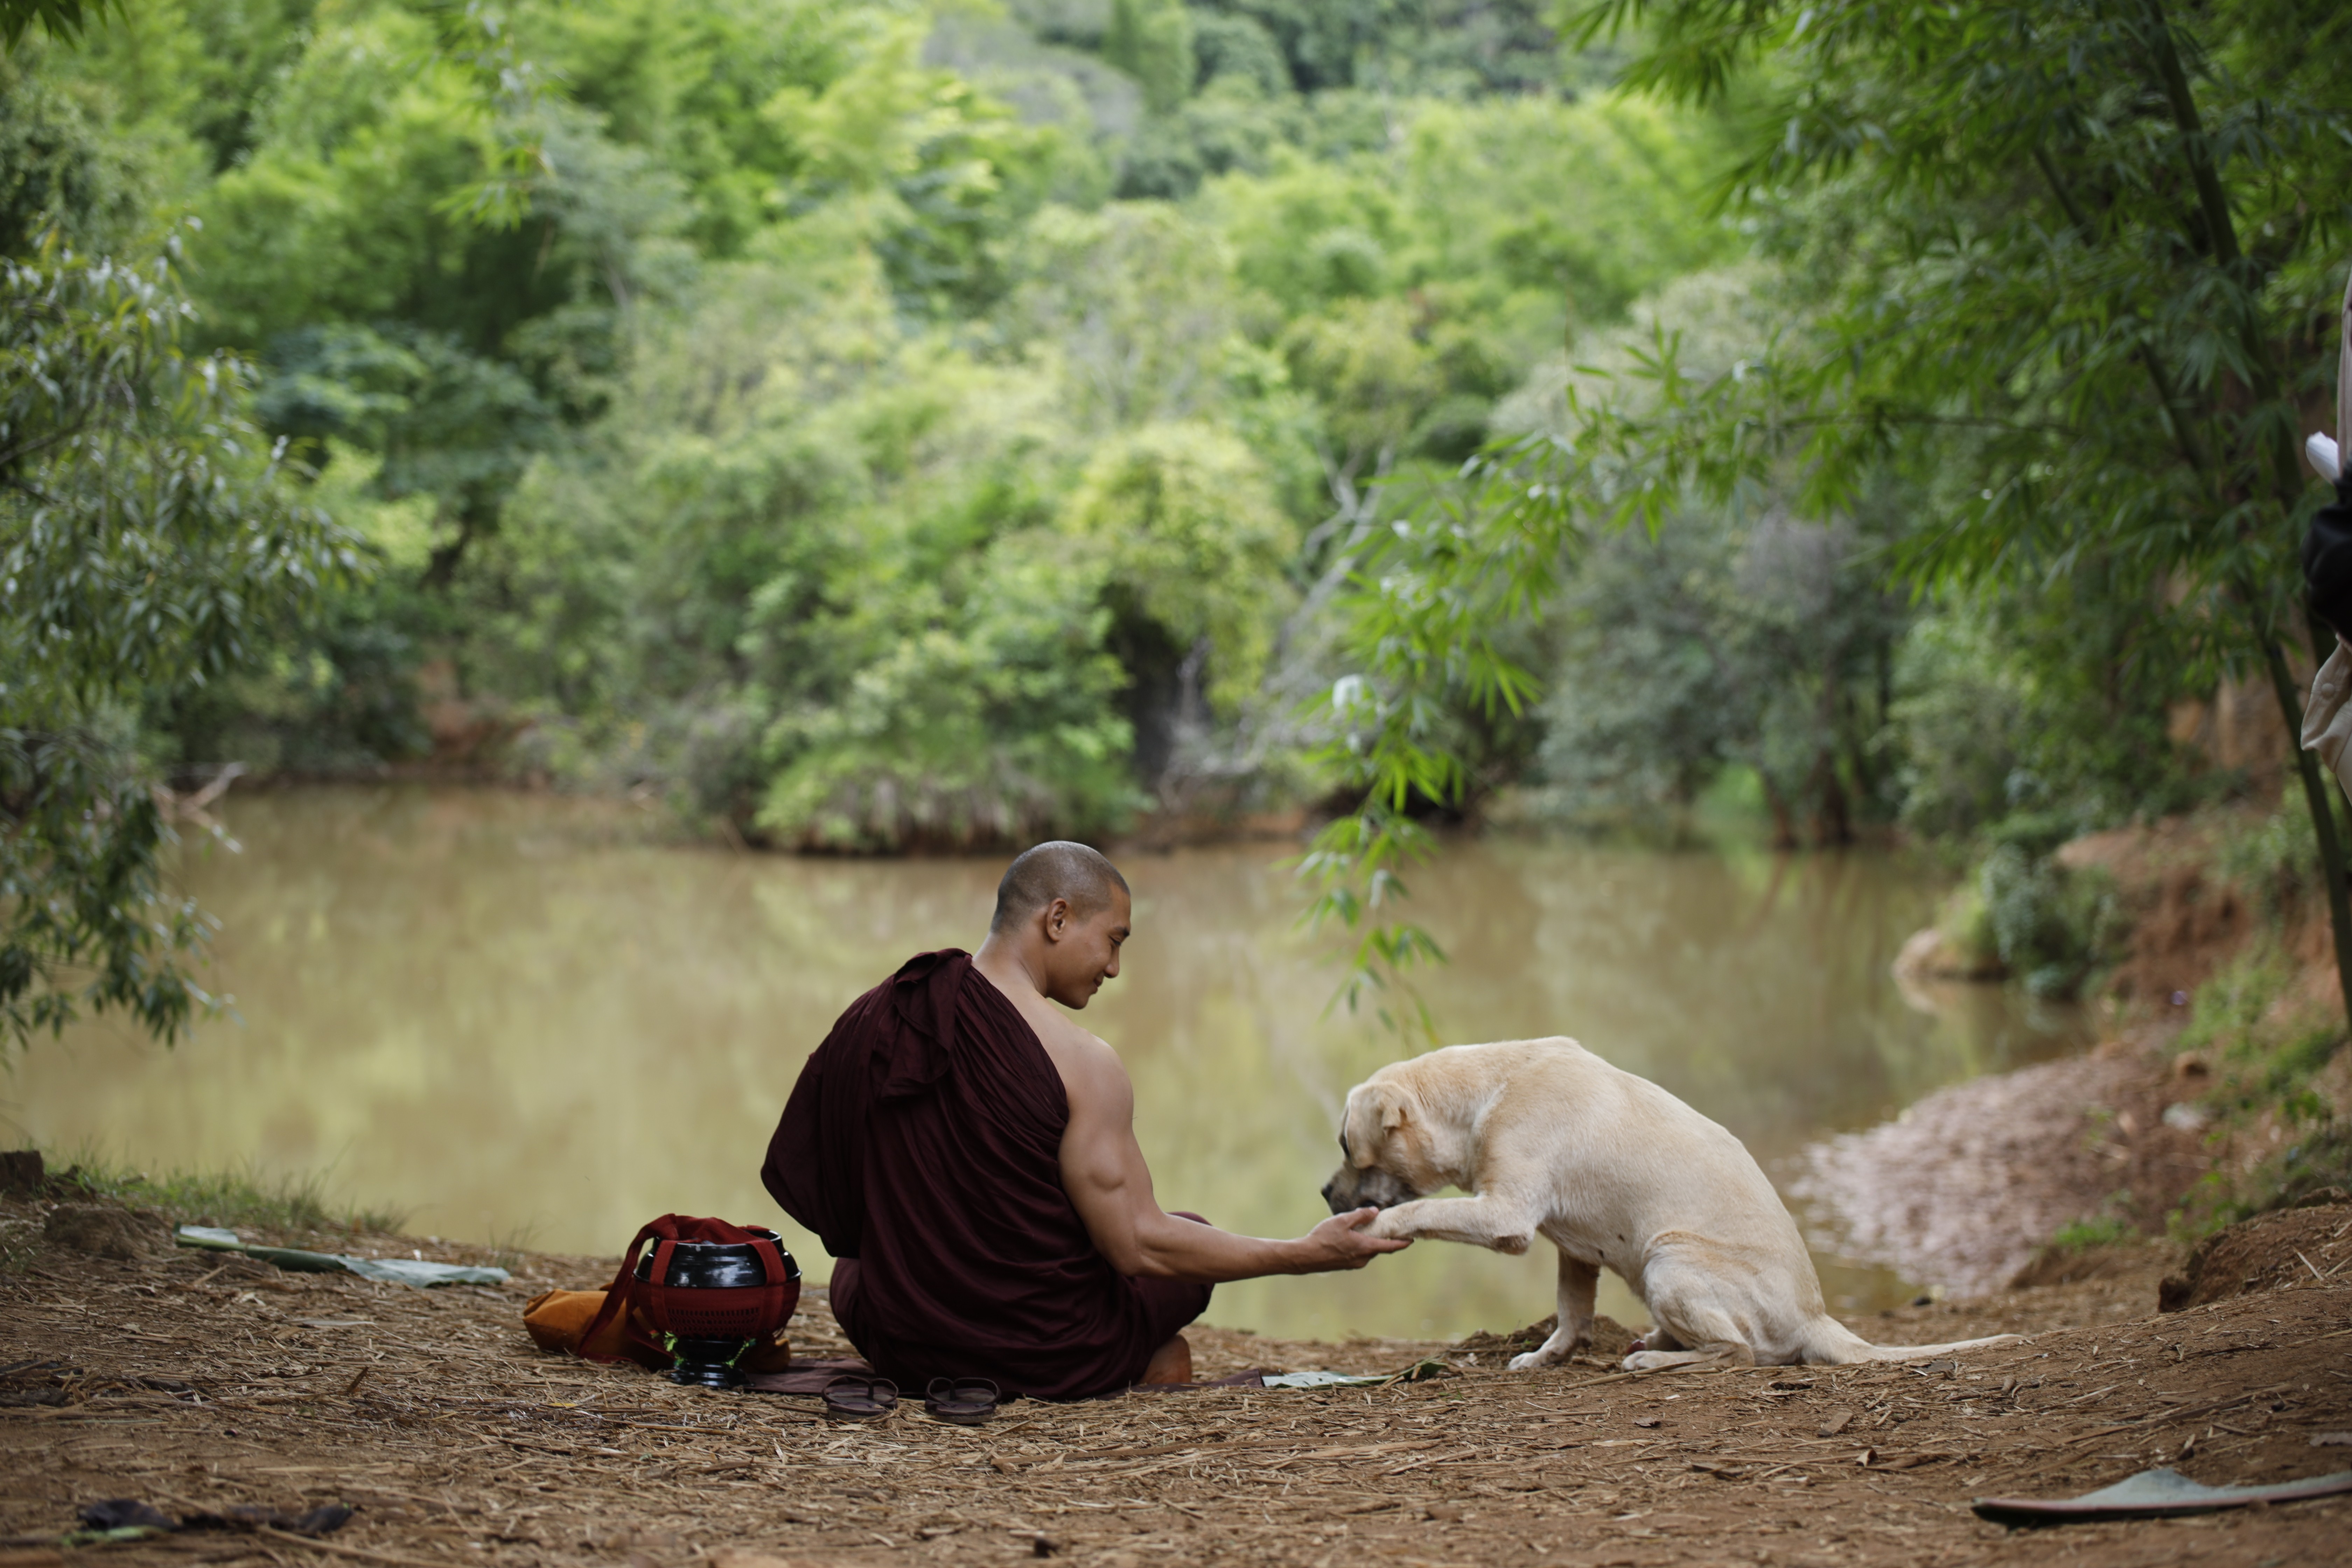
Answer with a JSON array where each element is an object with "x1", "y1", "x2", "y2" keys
[{"x1": 175, "y1": 1225, "x2": 509, "y2": 1287}]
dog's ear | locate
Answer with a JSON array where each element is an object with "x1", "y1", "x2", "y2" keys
[
  {"x1": 1341, "y1": 1085, "x2": 1385, "y2": 1167},
  {"x1": 1343, "y1": 1083, "x2": 1407, "y2": 1164}
]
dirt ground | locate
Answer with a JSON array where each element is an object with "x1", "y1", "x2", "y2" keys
[{"x1": 4, "y1": 1198, "x2": 2349, "y2": 1568}]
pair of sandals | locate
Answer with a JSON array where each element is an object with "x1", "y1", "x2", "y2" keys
[{"x1": 819, "y1": 1374, "x2": 998, "y2": 1426}]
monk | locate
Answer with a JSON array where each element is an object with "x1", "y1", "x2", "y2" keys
[{"x1": 761, "y1": 841, "x2": 1407, "y2": 1399}]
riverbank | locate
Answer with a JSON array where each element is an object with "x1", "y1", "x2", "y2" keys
[
  {"x1": 1806, "y1": 805, "x2": 2352, "y2": 1297},
  {"x1": 4, "y1": 1188, "x2": 2347, "y2": 1568}
]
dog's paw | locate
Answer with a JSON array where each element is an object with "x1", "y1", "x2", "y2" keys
[
  {"x1": 1506, "y1": 1348, "x2": 1561, "y2": 1372},
  {"x1": 1620, "y1": 1350, "x2": 1688, "y2": 1373}
]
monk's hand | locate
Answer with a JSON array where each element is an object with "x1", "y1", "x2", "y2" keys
[{"x1": 1297, "y1": 1207, "x2": 1412, "y2": 1272}]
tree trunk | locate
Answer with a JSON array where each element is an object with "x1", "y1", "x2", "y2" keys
[
  {"x1": 1760, "y1": 775, "x2": 1798, "y2": 851},
  {"x1": 2253, "y1": 630, "x2": 2352, "y2": 1028},
  {"x1": 1809, "y1": 748, "x2": 1852, "y2": 847},
  {"x1": 420, "y1": 514, "x2": 477, "y2": 591},
  {"x1": 2132, "y1": 8, "x2": 2348, "y2": 1022}
]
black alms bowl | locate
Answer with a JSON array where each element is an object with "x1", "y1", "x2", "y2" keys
[{"x1": 634, "y1": 1229, "x2": 802, "y2": 1388}]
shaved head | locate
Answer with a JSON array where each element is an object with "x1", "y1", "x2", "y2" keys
[{"x1": 991, "y1": 841, "x2": 1129, "y2": 933}]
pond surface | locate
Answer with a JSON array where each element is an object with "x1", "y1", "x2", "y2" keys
[{"x1": 6, "y1": 786, "x2": 2088, "y2": 1343}]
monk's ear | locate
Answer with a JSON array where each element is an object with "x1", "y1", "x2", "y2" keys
[{"x1": 1039, "y1": 896, "x2": 1072, "y2": 940}]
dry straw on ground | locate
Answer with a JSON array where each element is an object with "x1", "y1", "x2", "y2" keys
[{"x1": 3, "y1": 1196, "x2": 2349, "y2": 1568}]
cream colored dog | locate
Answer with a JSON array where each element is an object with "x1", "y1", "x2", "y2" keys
[{"x1": 1321, "y1": 1038, "x2": 2020, "y2": 1371}]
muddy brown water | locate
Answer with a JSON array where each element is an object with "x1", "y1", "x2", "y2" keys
[{"x1": 5, "y1": 786, "x2": 2087, "y2": 1342}]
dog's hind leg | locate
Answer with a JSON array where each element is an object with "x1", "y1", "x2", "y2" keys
[
  {"x1": 1620, "y1": 1252, "x2": 1764, "y2": 1372},
  {"x1": 1508, "y1": 1250, "x2": 1598, "y2": 1372},
  {"x1": 1622, "y1": 1341, "x2": 1756, "y2": 1373}
]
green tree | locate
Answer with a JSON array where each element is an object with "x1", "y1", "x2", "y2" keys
[
  {"x1": 1280, "y1": 296, "x2": 1444, "y2": 499},
  {"x1": 3, "y1": 0, "x2": 1758, "y2": 876},
  {"x1": 1537, "y1": 503, "x2": 1905, "y2": 846},
  {"x1": 1007, "y1": 201, "x2": 1239, "y2": 430},
  {"x1": 1, "y1": 0, "x2": 117, "y2": 51},
  {"x1": 0, "y1": 42, "x2": 140, "y2": 255},
  {"x1": 1308, "y1": 0, "x2": 2352, "y2": 1026},
  {"x1": 1504, "y1": 268, "x2": 1914, "y2": 843},
  {"x1": 1, "y1": 239, "x2": 363, "y2": 1051},
  {"x1": 1105, "y1": 0, "x2": 1194, "y2": 116},
  {"x1": 1061, "y1": 419, "x2": 1296, "y2": 785},
  {"x1": 1889, "y1": 572, "x2": 2202, "y2": 841}
]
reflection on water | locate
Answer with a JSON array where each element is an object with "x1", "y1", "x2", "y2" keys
[{"x1": 6, "y1": 787, "x2": 2088, "y2": 1342}]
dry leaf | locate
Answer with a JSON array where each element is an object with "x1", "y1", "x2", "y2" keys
[{"x1": 1820, "y1": 1408, "x2": 1855, "y2": 1437}]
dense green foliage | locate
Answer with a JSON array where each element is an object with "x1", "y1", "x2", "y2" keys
[
  {"x1": 8, "y1": 0, "x2": 2348, "y2": 1046},
  {"x1": 1, "y1": 235, "x2": 362, "y2": 1051},
  {"x1": 5, "y1": 0, "x2": 1739, "y2": 855},
  {"x1": 0, "y1": 0, "x2": 117, "y2": 50},
  {"x1": 1300, "y1": 0, "x2": 2352, "y2": 1017}
]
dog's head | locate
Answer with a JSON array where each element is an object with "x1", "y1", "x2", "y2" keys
[{"x1": 1318, "y1": 1078, "x2": 1431, "y2": 1214}]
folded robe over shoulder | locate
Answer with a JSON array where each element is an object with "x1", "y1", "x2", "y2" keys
[{"x1": 761, "y1": 949, "x2": 1206, "y2": 1400}]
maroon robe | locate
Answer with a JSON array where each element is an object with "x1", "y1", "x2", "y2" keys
[{"x1": 761, "y1": 950, "x2": 1209, "y2": 1400}]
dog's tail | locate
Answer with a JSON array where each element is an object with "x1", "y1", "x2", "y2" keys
[
  {"x1": 1801, "y1": 1317, "x2": 2022, "y2": 1365},
  {"x1": 1850, "y1": 1332, "x2": 2023, "y2": 1362}
]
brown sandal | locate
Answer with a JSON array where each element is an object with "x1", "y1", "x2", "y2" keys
[
  {"x1": 923, "y1": 1377, "x2": 999, "y2": 1425},
  {"x1": 820, "y1": 1374, "x2": 897, "y2": 1419}
]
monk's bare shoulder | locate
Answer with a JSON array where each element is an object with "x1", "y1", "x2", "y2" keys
[{"x1": 1029, "y1": 1015, "x2": 1129, "y2": 1104}]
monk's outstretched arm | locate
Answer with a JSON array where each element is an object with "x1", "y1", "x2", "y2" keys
[{"x1": 1055, "y1": 1035, "x2": 1409, "y2": 1282}]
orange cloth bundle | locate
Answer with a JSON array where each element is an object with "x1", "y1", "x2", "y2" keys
[
  {"x1": 522, "y1": 1289, "x2": 790, "y2": 1372},
  {"x1": 522, "y1": 1288, "x2": 648, "y2": 1364}
]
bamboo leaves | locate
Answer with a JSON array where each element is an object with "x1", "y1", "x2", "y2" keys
[{"x1": 1309, "y1": 0, "x2": 2352, "y2": 1025}]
